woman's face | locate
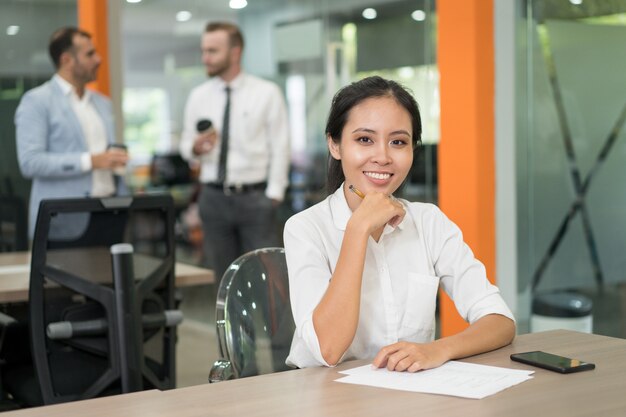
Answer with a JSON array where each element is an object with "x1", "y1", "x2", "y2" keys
[{"x1": 328, "y1": 96, "x2": 414, "y2": 204}]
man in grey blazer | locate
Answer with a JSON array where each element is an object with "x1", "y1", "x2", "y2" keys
[{"x1": 15, "y1": 27, "x2": 128, "y2": 238}]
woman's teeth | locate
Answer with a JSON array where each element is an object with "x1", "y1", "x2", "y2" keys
[{"x1": 365, "y1": 172, "x2": 391, "y2": 180}]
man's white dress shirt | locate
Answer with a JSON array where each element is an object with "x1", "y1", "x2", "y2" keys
[
  {"x1": 284, "y1": 186, "x2": 515, "y2": 368},
  {"x1": 180, "y1": 72, "x2": 290, "y2": 201},
  {"x1": 54, "y1": 74, "x2": 114, "y2": 197}
]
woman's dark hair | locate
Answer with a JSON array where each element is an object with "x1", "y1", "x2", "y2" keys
[
  {"x1": 325, "y1": 76, "x2": 422, "y2": 194},
  {"x1": 49, "y1": 27, "x2": 91, "y2": 69}
]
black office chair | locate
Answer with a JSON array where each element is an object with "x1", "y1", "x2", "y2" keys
[
  {"x1": 209, "y1": 247, "x2": 295, "y2": 382},
  {"x1": 2, "y1": 195, "x2": 182, "y2": 406},
  {"x1": 0, "y1": 191, "x2": 28, "y2": 408},
  {"x1": 150, "y1": 153, "x2": 192, "y2": 187}
]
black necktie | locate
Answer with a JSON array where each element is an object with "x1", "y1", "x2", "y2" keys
[{"x1": 217, "y1": 86, "x2": 231, "y2": 184}]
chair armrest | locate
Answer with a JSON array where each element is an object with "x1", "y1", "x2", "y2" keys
[
  {"x1": 0, "y1": 312, "x2": 17, "y2": 326},
  {"x1": 46, "y1": 310, "x2": 185, "y2": 340},
  {"x1": 0, "y1": 311, "x2": 19, "y2": 363}
]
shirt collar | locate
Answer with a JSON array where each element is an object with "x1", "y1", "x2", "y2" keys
[
  {"x1": 329, "y1": 184, "x2": 354, "y2": 231},
  {"x1": 329, "y1": 183, "x2": 408, "y2": 234},
  {"x1": 215, "y1": 72, "x2": 245, "y2": 91},
  {"x1": 53, "y1": 74, "x2": 91, "y2": 101}
]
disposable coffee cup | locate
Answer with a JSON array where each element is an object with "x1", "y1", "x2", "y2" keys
[{"x1": 107, "y1": 144, "x2": 128, "y2": 176}]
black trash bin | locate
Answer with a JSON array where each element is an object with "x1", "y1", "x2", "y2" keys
[{"x1": 531, "y1": 291, "x2": 593, "y2": 333}]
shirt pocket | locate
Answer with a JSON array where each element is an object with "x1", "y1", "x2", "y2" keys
[
  {"x1": 237, "y1": 107, "x2": 267, "y2": 154},
  {"x1": 401, "y1": 272, "x2": 440, "y2": 338}
]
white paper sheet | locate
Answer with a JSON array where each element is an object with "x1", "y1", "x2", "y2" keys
[{"x1": 335, "y1": 361, "x2": 534, "y2": 399}]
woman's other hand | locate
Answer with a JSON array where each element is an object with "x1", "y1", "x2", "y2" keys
[{"x1": 371, "y1": 341, "x2": 450, "y2": 372}]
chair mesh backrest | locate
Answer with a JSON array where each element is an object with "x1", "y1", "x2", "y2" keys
[
  {"x1": 29, "y1": 195, "x2": 176, "y2": 405},
  {"x1": 216, "y1": 247, "x2": 295, "y2": 378}
]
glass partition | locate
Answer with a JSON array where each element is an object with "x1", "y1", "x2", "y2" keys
[
  {"x1": 120, "y1": 0, "x2": 439, "y2": 211},
  {"x1": 0, "y1": 0, "x2": 77, "y2": 209},
  {"x1": 518, "y1": 0, "x2": 626, "y2": 336}
]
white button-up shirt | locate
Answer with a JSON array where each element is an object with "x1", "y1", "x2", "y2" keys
[
  {"x1": 180, "y1": 73, "x2": 290, "y2": 201},
  {"x1": 284, "y1": 186, "x2": 515, "y2": 368},
  {"x1": 53, "y1": 74, "x2": 114, "y2": 197}
]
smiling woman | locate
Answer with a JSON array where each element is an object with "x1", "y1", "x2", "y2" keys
[
  {"x1": 283, "y1": 76, "x2": 516, "y2": 372},
  {"x1": 324, "y1": 76, "x2": 422, "y2": 195},
  {"x1": 327, "y1": 95, "x2": 414, "y2": 203}
]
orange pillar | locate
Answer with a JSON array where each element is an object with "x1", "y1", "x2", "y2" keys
[
  {"x1": 78, "y1": 0, "x2": 110, "y2": 96},
  {"x1": 438, "y1": 0, "x2": 495, "y2": 336}
]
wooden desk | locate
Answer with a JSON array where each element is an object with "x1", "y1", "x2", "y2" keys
[
  {"x1": 4, "y1": 330, "x2": 626, "y2": 416},
  {"x1": 0, "y1": 251, "x2": 214, "y2": 303}
]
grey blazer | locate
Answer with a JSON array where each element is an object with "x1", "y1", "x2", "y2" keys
[{"x1": 15, "y1": 78, "x2": 116, "y2": 238}]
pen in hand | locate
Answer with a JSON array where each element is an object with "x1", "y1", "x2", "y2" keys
[
  {"x1": 350, "y1": 184, "x2": 402, "y2": 228},
  {"x1": 349, "y1": 184, "x2": 365, "y2": 199}
]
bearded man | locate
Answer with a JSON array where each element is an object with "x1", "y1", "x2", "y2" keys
[
  {"x1": 180, "y1": 21, "x2": 290, "y2": 280},
  {"x1": 15, "y1": 26, "x2": 128, "y2": 238}
]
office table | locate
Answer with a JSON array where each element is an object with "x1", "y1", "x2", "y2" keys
[
  {"x1": 4, "y1": 330, "x2": 626, "y2": 416},
  {"x1": 0, "y1": 251, "x2": 214, "y2": 303}
]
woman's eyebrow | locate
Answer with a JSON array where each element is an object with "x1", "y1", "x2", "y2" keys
[
  {"x1": 390, "y1": 130, "x2": 411, "y2": 136},
  {"x1": 351, "y1": 127, "x2": 411, "y2": 136},
  {"x1": 351, "y1": 127, "x2": 376, "y2": 134}
]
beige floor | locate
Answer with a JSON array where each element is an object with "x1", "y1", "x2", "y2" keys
[
  {"x1": 175, "y1": 283, "x2": 221, "y2": 388},
  {"x1": 175, "y1": 319, "x2": 219, "y2": 388}
]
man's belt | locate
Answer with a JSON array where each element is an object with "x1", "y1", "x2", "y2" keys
[{"x1": 204, "y1": 181, "x2": 267, "y2": 195}]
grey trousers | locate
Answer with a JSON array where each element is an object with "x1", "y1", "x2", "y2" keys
[{"x1": 198, "y1": 185, "x2": 279, "y2": 282}]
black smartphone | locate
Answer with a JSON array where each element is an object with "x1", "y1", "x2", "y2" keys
[{"x1": 510, "y1": 351, "x2": 595, "y2": 374}]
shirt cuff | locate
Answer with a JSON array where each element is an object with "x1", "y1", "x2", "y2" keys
[
  {"x1": 301, "y1": 317, "x2": 334, "y2": 367},
  {"x1": 466, "y1": 292, "x2": 516, "y2": 324},
  {"x1": 81, "y1": 152, "x2": 92, "y2": 172},
  {"x1": 265, "y1": 182, "x2": 286, "y2": 202}
]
